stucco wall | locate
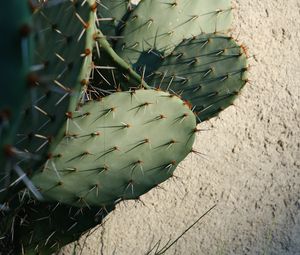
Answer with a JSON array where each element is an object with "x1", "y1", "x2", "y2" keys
[{"x1": 61, "y1": 0, "x2": 300, "y2": 254}]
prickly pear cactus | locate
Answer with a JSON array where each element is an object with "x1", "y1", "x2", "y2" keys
[
  {"x1": 32, "y1": 90, "x2": 196, "y2": 207},
  {"x1": 0, "y1": 0, "x2": 250, "y2": 254}
]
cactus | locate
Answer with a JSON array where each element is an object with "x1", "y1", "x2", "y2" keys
[
  {"x1": 0, "y1": 0, "x2": 250, "y2": 254},
  {"x1": 31, "y1": 89, "x2": 196, "y2": 206},
  {"x1": 115, "y1": 0, "x2": 233, "y2": 64}
]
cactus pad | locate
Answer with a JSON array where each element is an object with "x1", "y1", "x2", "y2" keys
[
  {"x1": 115, "y1": 0, "x2": 232, "y2": 64},
  {"x1": 0, "y1": 0, "x2": 32, "y2": 197},
  {"x1": 132, "y1": 34, "x2": 248, "y2": 123},
  {"x1": 31, "y1": 90, "x2": 196, "y2": 207}
]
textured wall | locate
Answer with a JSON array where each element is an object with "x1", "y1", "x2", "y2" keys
[{"x1": 61, "y1": 0, "x2": 300, "y2": 254}]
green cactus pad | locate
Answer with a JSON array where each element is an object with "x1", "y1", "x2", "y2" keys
[
  {"x1": 115, "y1": 0, "x2": 232, "y2": 64},
  {"x1": 0, "y1": 0, "x2": 32, "y2": 194},
  {"x1": 31, "y1": 90, "x2": 196, "y2": 207},
  {"x1": 134, "y1": 34, "x2": 248, "y2": 123},
  {"x1": 15, "y1": 0, "x2": 97, "y2": 158}
]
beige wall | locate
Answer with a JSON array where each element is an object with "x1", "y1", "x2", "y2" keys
[{"x1": 61, "y1": 0, "x2": 300, "y2": 254}]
